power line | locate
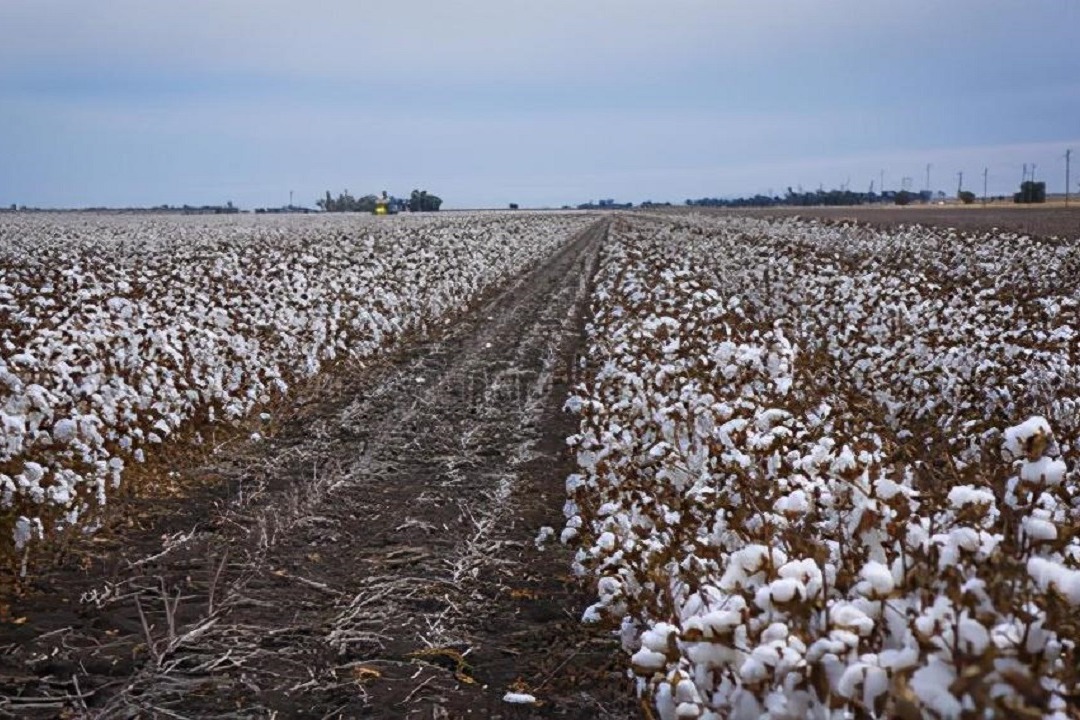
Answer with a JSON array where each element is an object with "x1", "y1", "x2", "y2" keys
[{"x1": 1067, "y1": 149, "x2": 1072, "y2": 207}]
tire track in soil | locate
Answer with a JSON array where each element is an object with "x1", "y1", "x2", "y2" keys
[{"x1": 0, "y1": 219, "x2": 641, "y2": 719}]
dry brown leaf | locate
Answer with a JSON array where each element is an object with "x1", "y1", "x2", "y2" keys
[
  {"x1": 509, "y1": 588, "x2": 538, "y2": 600},
  {"x1": 351, "y1": 665, "x2": 381, "y2": 682}
]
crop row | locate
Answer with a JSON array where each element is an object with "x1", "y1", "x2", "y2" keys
[
  {"x1": 0, "y1": 211, "x2": 590, "y2": 551},
  {"x1": 564, "y1": 214, "x2": 1080, "y2": 719}
]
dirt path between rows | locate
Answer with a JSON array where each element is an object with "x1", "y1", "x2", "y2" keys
[{"x1": 0, "y1": 219, "x2": 641, "y2": 719}]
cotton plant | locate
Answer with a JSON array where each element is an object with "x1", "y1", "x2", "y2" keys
[
  {"x1": 0, "y1": 211, "x2": 592, "y2": 549},
  {"x1": 566, "y1": 214, "x2": 1080, "y2": 719}
]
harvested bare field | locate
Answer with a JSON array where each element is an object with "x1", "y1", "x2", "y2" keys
[{"x1": 734, "y1": 204, "x2": 1080, "y2": 239}]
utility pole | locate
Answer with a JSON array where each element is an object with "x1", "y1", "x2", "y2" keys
[
  {"x1": 1032, "y1": 164, "x2": 1037, "y2": 183},
  {"x1": 1066, "y1": 149, "x2": 1072, "y2": 206},
  {"x1": 1023, "y1": 163, "x2": 1028, "y2": 184},
  {"x1": 879, "y1": 169, "x2": 885, "y2": 201},
  {"x1": 289, "y1": 189, "x2": 293, "y2": 208},
  {"x1": 957, "y1": 171, "x2": 963, "y2": 197},
  {"x1": 925, "y1": 163, "x2": 932, "y2": 198},
  {"x1": 982, "y1": 167, "x2": 988, "y2": 206}
]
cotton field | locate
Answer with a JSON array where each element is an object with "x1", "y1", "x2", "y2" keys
[
  {"x1": 0, "y1": 211, "x2": 589, "y2": 551},
  {"x1": 564, "y1": 214, "x2": 1080, "y2": 719}
]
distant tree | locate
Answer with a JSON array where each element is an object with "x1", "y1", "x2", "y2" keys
[
  {"x1": 509, "y1": 203, "x2": 519, "y2": 210},
  {"x1": 958, "y1": 190, "x2": 976, "y2": 205},
  {"x1": 409, "y1": 189, "x2": 442, "y2": 212},
  {"x1": 895, "y1": 190, "x2": 912, "y2": 206},
  {"x1": 1014, "y1": 181, "x2": 1046, "y2": 204},
  {"x1": 317, "y1": 189, "x2": 385, "y2": 212}
]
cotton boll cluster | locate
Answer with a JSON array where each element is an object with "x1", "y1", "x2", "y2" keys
[
  {"x1": 1, "y1": 211, "x2": 591, "y2": 549},
  {"x1": 565, "y1": 214, "x2": 1080, "y2": 718}
]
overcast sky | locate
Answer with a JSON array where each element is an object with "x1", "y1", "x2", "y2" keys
[{"x1": 1, "y1": 1, "x2": 1077, "y2": 209}]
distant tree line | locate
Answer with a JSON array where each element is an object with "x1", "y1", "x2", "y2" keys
[
  {"x1": 685, "y1": 187, "x2": 938, "y2": 208},
  {"x1": 576, "y1": 199, "x2": 632, "y2": 210},
  {"x1": 317, "y1": 189, "x2": 442, "y2": 212}
]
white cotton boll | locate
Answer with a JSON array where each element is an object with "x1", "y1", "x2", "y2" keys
[
  {"x1": 858, "y1": 561, "x2": 895, "y2": 597},
  {"x1": 675, "y1": 702, "x2": 702, "y2": 718},
  {"x1": 1022, "y1": 516, "x2": 1057, "y2": 542},
  {"x1": 642, "y1": 623, "x2": 679, "y2": 655},
  {"x1": 597, "y1": 575, "x2": 622, "y2": 598},
  {"x1": 879, "y1": 647, "x2": 919, "y2": 671},
  {"x1": 947, "y1": 484, "x2": 995, "y2": 510},
  {"x1": 755, "y1": 578, "x2": 804, "y2": 610},
  {"x1": 778, "y1": 559, "x2": 824, "y2": 598},
  {"x1": 806, "y1": 636, "x2": 846, "y2": 664},
  {"x1": 684, "y1": 607, "x2": 744, "y2": 641},
  {"x1": 655, "y1": 681, "x2": 677, "y2": 720},
  {"x1": 13, "y1": 516, "x2": 35, "y2": 549},
  {"x1": 830, "y1": 603, "x2": 874, "y2": 637},
  {"x1": 958, "y1": 618, "x2": 990, "y2": 654},
  {"x1": 774, "y1": 489, "x2": 809, "y2": 516},
  {"x1": 47, "y1": 480, "x2": 74, "y2": 506},
  {"x1": 830, "y1": 445, "x2": 858, "y2": 474},
  {"x1": 1027, "y1": 557, "x2": 1080, "y2": 605},
  {"x1": 730, "y1": 688, "x2": 763, "y2": 720},
  {"x1": 52, "y1": 418, "x2": 77, "y2": 443},
  {"x1": 837, "y1": 663, "x2": 867, "y2": 699},
  {"x1": 762, "y1": 689, "x2": 801, "y2": 720},
  {"x1": 21, "y1": 462, "x2": 45, "y2": 485},
  {"x1": 675, "y1": 677, "x2": 702, "y2": 704},
  {"x1": 874, "y1": 477, "x2": 900, "y2": 500},
  {"x1": 0, "y1": 474, "x2": 14, "y2": 508},
  {"x1": 534, "y1": 526, "x2": 555, "y2": 549},
  {"x1": 739, "y1": 656, "x2": 768, "y2": 684},
  {"x1": 632, "y1": 647, "x2": 668, "y2": 674},
  {"x1": 911, "y1": 659, "x2": 961, "y2": 719},
  {"x1": 862, "y1": 665, "x2": 890, "y2": 708},
  {"x1": 951, "y1": 527, "x2": 980, "y2": 553},
  {"x1": 596, "y1": 531, "x2": 617, "y2": 551},
  {"x1": 1002, "y1": 416, "x2": 1053, "y2": 459},
  {"x1": 757, "y1": 623, "x2": 786, "y2": 645},
  {"x1": 721, "y1": 544, "x2": 787, "y2": 590},
  {"x1": 686, "y1": 637, "x2": 743, "y2": 669},
  {"x1": 1020, "y1": 456, "x2": 1067, "y2": 486}
]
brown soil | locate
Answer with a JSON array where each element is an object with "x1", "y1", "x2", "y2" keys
[
  {"x1": 732, "y1": 204, "x2": 1080, "y2": 239},
  {"x1": 0, "y1": 220, "x2": 642, "y2": 719}
]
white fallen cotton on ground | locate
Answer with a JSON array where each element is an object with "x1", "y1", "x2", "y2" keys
[{"x1": 502, "y1": 691, "x2": 538, "y2": 704}]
